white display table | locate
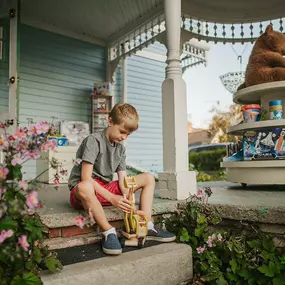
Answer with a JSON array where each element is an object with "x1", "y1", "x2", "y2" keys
[
  {"x1": 221, "y1": 81, "x2": 285, "y2": 187},
  {"x1": 36, "y1": 146, "x2": 78, "y2": 184}
]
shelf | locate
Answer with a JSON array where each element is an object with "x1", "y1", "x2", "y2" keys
[
  {"x1": 227, "y1": 119, "x2": 285, "y2": 134},
  {"x1": 91, "y1": 94, "x2": 112, "y2": 99},
  {"x1": 233, "y1": 81, "x2": 285, "y2": 105},
  {"x1": 222, "y1": 160, "x2": 285, "y2": 168}
]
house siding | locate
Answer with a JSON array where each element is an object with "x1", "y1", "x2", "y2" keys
[
  {"x1": 124, "y1": 55, "x2": 165, "y2": 174},
  {"x1": 19, "y1": 24, "x2": 106, "y2": 179},
  {"x1": 0, "y1": 21, "x2": 9, "y2": 113}
]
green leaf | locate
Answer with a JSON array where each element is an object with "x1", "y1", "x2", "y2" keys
[
  {"x1": 33, "y1": 247, "x2": 42, "y2": 263},
  {"x1": 44, "y1": 256, "x2": 62, "y2": 273},
  {"x1": 262, "y1": 238, "x2": 275, "y2": 252},
  {"x1": 11, "y1": 272, "x2": 41, "y2": 285},
  {"x1": 179, "y1": 228, "x2": 190, "y2": 242},
  {"x1": 258, "y1": 261, "x2": 280, "y2": 277},
  {"x1": 226, "y1": 272, "x2": 239, "y2": 281},
  {"x1": 0, "y1": 216, "x2": 18, "y2": 230},
  {"x1": 13, "y1": 165, "x2": 23, "y2": 180},
  {"x1": 230, "y1": 258, "x2": 239, "y2": 273},
  {"x1": 273, "y1": 277, "x2": 285, "y2": 285},
  {"x1": 247, "y1": 240, "x2": 262, "y2": 249},
  {"x1": 218, "y1": 277, "x2": 227, "y2": 285},
  {"x1": 197, "y1": 214, "x2": 207, "y2": 224}
]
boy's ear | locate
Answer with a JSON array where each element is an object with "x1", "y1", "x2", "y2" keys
[{"x1": 108, "y1": 117, "x2": 113, "y2": 126}]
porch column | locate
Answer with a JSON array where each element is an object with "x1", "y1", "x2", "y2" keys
[
  {"x1": 157, "y1": 0, "x2": 197, "y2": 200},
  {"x1": 9, "y1": 0, "x2": 19, "y2": 126}
]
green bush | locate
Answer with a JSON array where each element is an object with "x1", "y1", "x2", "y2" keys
[{"x1": 189, "y1": 149, "x2": 226, "y2": 171}]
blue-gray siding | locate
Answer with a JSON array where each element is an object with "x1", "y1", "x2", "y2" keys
[
  {"x1": 124, "y1": 55, "x2": 165, "y2": 174},
  {"x1": 19, "y1": 24, "x2": 106, "y2": 179},
  {"x1": 0, "y1": 22, "x2": 9, "y2": 113}
]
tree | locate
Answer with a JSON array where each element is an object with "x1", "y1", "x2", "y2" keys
[{"x1": 208, "y1": 101, "x2": 242, "y2": 143}]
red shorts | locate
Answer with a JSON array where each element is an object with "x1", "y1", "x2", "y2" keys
[{"x1": 69, "y1": 178, "x2": 122, "y2": 209}]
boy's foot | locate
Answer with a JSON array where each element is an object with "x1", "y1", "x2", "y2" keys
[
  {"x1": 102, "y1": 233, "x2": 122, "y2": 255},
  {"x1": 147, "y1": 225, "x2": 176, "y2": 242}
]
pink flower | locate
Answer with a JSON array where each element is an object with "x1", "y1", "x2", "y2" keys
[
  {"x1": 74, "y1": 216, "x2": 85, "y2": 229},
  {"x1": 14, "y1": 128, "x2": 27, "y2": 140},
  {"x1": 26, "y1": 191, "x2": 39, "y2": 209},
  {"x1": 18, "y1": 235, "x2": 30, "y2": 251},
  {"x1": 1, "y1": 230, "x2": 7, "y2": 239},
  {"x1": 197, "y1": 245, "x2": 206, "y2": 254},
  {"x1": 207, "y1": 235, "x2": 214, "y2": 247},
  {"x1": 217, "y1": 233, "x2": 223, "y2": 242},
  {"x1": 0, "y1": 138, "x2": 8, "y2": 149},
  {"x1": 0, "y1": 168, "x2": 9, "y2": 180},
  {"x1": 11, "y1": 154, "x2": 22, "y2": 166},
  {"x1": 6, "y1": 230, "x2": 13, "y2": 238},
  {"x1": 35, "y1": 122, "x2": 50, "y2": 135},
  {"x1": 26, "y1": 149, "x2": 40, "y2": 160},
  {"x1": 18, "y1": 180, "x2": 28, "y2": 191},
  {"x1": 41, "y1": 140, "x2": 57, "y2": 152},
  {"x1": 0, "y1": 235, "x2": 4, "y2": 244},
  {"x1": 197, "y1": 189, "x2": 203, "y2": 197},
  {"x1": 27, "y1": 125, "x2": 37, "y2": 136}
]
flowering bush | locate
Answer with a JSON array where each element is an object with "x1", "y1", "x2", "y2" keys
[
  {"x1": 163, "y1": 188, "x2": 285, "y2": 284},
  {"x1": 0, "y1": 120, "x2": 64, "y2": 284}
]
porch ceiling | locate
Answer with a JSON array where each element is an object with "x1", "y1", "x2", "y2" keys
[
  {"x1": 21, "y1": 0, "x2": 163, "y2": 44},
  {"x1": 182, "y1": 0, "x2": 285, "y2": 23}
]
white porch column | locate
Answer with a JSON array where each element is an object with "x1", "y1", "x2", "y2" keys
[
  {"x1": 157, "y1": 0, "x2": 197, "y2": 200},
  {"x1": 8, "y1": 0, "x2": 18, "y2": 126}
]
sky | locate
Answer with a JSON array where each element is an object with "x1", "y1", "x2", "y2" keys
[{"x1": 183, "y1": 42, "x2": 254, "y2": 129}]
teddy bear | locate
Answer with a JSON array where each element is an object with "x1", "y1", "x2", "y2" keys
[{"x1": 238, "y1": 24, "x2": 285, "y2": 91}]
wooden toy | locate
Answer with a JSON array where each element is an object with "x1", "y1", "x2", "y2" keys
[{"x1": 120, "y1": 176, "x2": 148, "y2": 248}]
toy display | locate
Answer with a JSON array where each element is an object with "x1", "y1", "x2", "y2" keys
[
  {"x1": 243, "y1": 128, "x2": 285, "y2": 160},
  {"x1": 120, "y1": 176, "x2": 148, "y2": 248},
  {"x1": 241, "y1": 104, "x2": 261, "y2": 123}
]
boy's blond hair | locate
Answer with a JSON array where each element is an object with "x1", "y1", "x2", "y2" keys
[{"x1": 109, "y1": 103, "x2": 139, "y2": 132}]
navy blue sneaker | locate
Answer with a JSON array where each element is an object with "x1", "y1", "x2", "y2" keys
[
  {"x1": 102, "y1": 233, "x2": 122, "y2": 255},
  {"x1": 147, "y1": 225, "x2": 176, "y2": 242}
]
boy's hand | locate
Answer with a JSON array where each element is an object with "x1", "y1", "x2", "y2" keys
[
  {"x1": 110, "y1": 194, "x2": 133, "y2": 213},
  {"x1": 120, "y1": 186, "x2": 129, "y2": 198}
]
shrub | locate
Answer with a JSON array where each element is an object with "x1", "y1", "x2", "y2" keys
[
  {"x1": 0, "y1": 120, "x2": 64, "y2": 284},
  {"x1": 163, "y1": 189, "x2": 285, "y2": 284},
  {"x1": 189, "y1": 149, "x2": 226, "y2": 171}
]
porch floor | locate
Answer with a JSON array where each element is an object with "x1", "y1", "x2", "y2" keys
[{"x1": 38, "y1": 181, "x2": 285, "y2": 228}]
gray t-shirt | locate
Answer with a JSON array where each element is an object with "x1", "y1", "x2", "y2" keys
[{"x1": 68, "y1": 129, "x2": 126, "y2": 190}]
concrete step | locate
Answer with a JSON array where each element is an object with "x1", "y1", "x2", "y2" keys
[
  {"x1": 38, "y1": 183, "x2": 178, "y2": 250},
  {"x1": 41, "y1": 243, "x2": 193, "y2": 285}
]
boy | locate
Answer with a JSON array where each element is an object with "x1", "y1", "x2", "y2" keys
[{"x1": 68, "y1": 103, "x2": 176, "y2": 255}]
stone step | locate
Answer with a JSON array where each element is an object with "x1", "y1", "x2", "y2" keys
[
  {"x1": 41, "y1": 243, "x2": 193, "y2": 285},
  {"x1": 38, "y1": 183, "x2": 178, "y2": 249}
]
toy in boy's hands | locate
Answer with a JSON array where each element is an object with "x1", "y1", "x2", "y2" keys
[{"x1": 110, "y1": 194, "x2": 132, "y2": 213}]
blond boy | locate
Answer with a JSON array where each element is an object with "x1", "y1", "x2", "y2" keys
[{"x1": 68, "y1": 103, "x2": 175, "y2": 255}]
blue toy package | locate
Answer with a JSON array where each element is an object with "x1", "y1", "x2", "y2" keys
[
  {"x1": 243, "y1": 128, "x2": 285, "y2": 160},
  {"x1": 48, "y1": 136, "x2": 69, "y2": 147}
]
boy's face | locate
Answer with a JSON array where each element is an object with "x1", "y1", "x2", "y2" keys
[{"x1": 107, "y1": 118, "x2": 133, "y2": 143}]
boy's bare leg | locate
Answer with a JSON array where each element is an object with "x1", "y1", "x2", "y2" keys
[
  {"x1": 133, "y1": 173, "x2": 155, "y2": 220},
  {"x1": 76, "y1": 180, "x2": 112, "y2": 231}
]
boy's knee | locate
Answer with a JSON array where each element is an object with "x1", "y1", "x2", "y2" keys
[
  {"x1": 77, "y1": 181, "x2": 94, "y2": 201},
  {"x1": 144, "y1": 173, "x2": 155, "y2": 186}
]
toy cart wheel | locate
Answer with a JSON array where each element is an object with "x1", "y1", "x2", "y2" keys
[
  {"x1": 120, "y1": 238, "x2": 126, "y2": 248},
  {"x1": 241, "y1": 183, "x2": 247, "y2": 188},
  {"x1": 138, "y1": 238, "x2": 144, "y2": 249}
]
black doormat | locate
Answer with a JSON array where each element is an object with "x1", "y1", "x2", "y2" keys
[{"x1": 53, "y1": 240, "x2": 163, "y2": 267}]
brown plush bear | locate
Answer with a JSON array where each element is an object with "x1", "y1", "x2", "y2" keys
[{"x1": 238, "y1": 24, "x2": 285, "y2": 90}]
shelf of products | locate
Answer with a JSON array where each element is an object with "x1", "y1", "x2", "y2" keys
[
  {"x1": 227, "y1": 119, "x2": 285, "y2": 135},
  {"x1": 91, "y1": 82, "x2": 113, "y2": 133},
  {"x1": 224, "y1": 81, "x2": 285, "y2": 187}
]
